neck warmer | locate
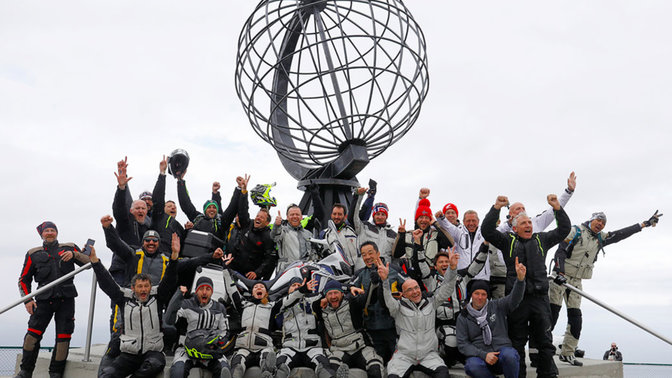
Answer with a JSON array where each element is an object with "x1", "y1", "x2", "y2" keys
[{"x1": 467, "y1": 300, "x2": 492, "y2": 345}]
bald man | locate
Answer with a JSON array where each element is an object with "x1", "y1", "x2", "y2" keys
[{"x1": 380, "y1": 229, "x2": 459, "y2": 378}]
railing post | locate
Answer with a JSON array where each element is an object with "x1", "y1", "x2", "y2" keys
[{"x1": 83, "y1": 273, "x2": 97, "y2": 362}]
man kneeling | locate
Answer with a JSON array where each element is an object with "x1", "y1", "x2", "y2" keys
[{"x1": 456, "y1": 253, "x2": 526, "y2": 378}]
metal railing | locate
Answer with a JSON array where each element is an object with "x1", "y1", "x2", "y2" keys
[{"x1": 0, "y1": 262, "x2": 98, "y2": 362}]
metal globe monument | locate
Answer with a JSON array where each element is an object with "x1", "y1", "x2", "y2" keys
[{"x1": 235, "y1": 0, "x2": 429, "y2": 213}]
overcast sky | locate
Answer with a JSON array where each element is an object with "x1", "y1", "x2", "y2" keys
[{"x1": 1, "y1": 0, "x2": 671, "y2": 364}]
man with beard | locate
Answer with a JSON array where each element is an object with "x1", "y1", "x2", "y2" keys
[
  {"x1": 393, "y1": 197, "x2": 454, "y2": 263},
  {"x1": 349, "y1": 186, "x2": 397, "y2": 264},
  {"x1": 227, "y1": 180, "x2": 277, "y2": 280},
  {"x1": 380, "y1": 245, "x2": 459, "y2": 378},
  {"x1": 16, "y1": 222, "x2": 91, "y2": 378},
  {"x1": 274, "y1": 277, "x2": 348, "y2": 378},
  {"x1": 111, "y1": 159, "x2": 150, "y2": 284},
  {"x1": 550, "y1": 210, "x2": 662, "y2": 366},
  {"x1": 150, "y1": 155, "x2": 185, "y2": 256},
  {"x1": 170, "y1": 276, "x2": 232, "y2": 378},
  {"x1": 312, "y1": 280, "x2": 385, "y2": 378},
  {"x1": 481, "y1": 194, "x2": 571, "y2": 378},
  {"x1": 319, "y1": 203, "x2": 361, "y2": 270},
  {"x1": 102, "y1": 215, "x2": 170, "y2": 287},
  {"x1": 91, "y1": 234, "x2": 180, "y2": 378},
  {"x1": 177, "y1": 171, "x2": 244, "y2": 241}
]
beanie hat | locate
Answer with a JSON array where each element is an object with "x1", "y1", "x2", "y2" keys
[
  {"x1": 37, "y1": 221, "x2": 58, "y2": 236},
  {"x1": 589, "y1": 212, "x2": 607, "y2": 223},
  {"x1": 415, "y1": 199, "x2": 432, "y2": 221},
  {"x1": 324, "y1": 280, "x2": 343, "y2": 294},
  {"x1": 372, "y1": 202, "x2": 389, "y2": 218},
  {"x1": 203, "y1": 200, "x2": 219, "y2": 213},
  {"x1": 443, "y1": 203, "x2": 459, "y2": 218},
  {"x1": 470, "y1": 280, "x2": 490, "y2": 297},
  {"x1": 143, "y1": 230, "x2": 160, "y2": 240},
  {"x1": 139, "y1": 191, "x2": 153, "y2": 200},
  {"x1": 195, "y1": 276, "x2": 214, "y2": 292}
]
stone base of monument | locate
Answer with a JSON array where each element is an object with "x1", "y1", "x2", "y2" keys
[{"x1": 14, "y1": 345, "x2": 623, "y2": 378}]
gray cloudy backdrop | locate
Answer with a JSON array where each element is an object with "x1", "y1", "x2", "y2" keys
[{"x1": 1, "y1": 1, "x2": 671, "y2": 363}]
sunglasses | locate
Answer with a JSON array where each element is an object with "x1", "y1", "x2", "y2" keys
[{"x1": 143, "y1": 237, "x2": 159, "y2": 243}]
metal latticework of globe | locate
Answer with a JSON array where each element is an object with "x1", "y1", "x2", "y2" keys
[{"x1": 235, "y1": 0, "x2": 429, "y2": 173}]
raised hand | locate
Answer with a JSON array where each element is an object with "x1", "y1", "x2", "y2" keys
[
  {"x1": 447, "y1": 246, "x2": 459, "y2": 270},
  {"x1": 275, "y1": 210, "x2": 283, "y2": 226},
  {"x1": 171, "y1": 233, "x2": 181, "y2": 260},
  {"x1": 114, "y1": 161, "x2": 132, "y2": 190},
  {"x1": 222, "y1": 253, "x2": 234, "y2": 266},
  {"x1": 377, "y1": 258, "x2": 390, "y2": 281},
  {"x1": 515, "y1": 256, "x2": 526, "y2": 281},
  {"x1": 350, "y1": 287, "x2": 365, "y2": 296},
  {"x1": 643, "y1": 210, "x2": 663, "y2": 227},
  {"x1": 159, "y1": 155, "x2": 167, "y2": 175},
  {"x1": 212, "y1": 181, "x2": 221, "y2": 194},
  {"x1": 398, "y1": 218, "x2": 407, "y2": 233},
  {"x1": 567, "y1": 171, "x2": 577, "y2": 192},
  {"x1": 89, "y1": 246, "x2": 99, "y2": 263},
  {"x1": 240, "y1": 174, "x2": 250, "y2": 191},
  {"x1": 494, "y1": 196, "x2": 509, "y2": 210},
  {"x1": 101, "y1": 215, "x2": 114, "y2": 228},
  {"x1": 547, "y1": 194, "x2": 560, "y2": 210},
  {"x1": 117, "y1": 156, "x2": 128, "y2": 175},
  {"x1": 306, "y1": 278, "x2": 318, "y2": 292},
  {"x1": 412, "y1": 229, "x2": 423, "y2": 244},
  {"x1": 419, "y1": 187, "x2": 430, "y2": 199},
  {"x1": 356, "y1": 187, "x2": 368, "y2": 195},
  {"x1": 289, "y1": 278, "x2": 307, "y2": 294},
  {"x1": 212, "y1": 248, "x2": 224, "y2": 260}
]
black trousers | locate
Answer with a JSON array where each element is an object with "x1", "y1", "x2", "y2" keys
[
  {"x1": 508, "y1": 294, "x2": 558, "y2": 378},
  {"x1": 99, "y1": 351, "x2": 165, "y2": 378},
  {"x1": 21, "y1": 297, "x2": 75, "y2": 373}
]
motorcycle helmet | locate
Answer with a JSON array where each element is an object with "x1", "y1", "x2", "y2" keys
[{"x1": 167, "y1": 149, "x2": 190, "y2": 179}]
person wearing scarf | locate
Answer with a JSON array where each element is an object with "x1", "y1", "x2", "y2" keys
[{"x1": 457, "y1": 253, "x2": 527, "y2": 378}]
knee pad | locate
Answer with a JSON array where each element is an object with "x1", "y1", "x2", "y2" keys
[
  {"x1": 434, "y1": 365, "x2": 450, "y2": 378},
  {"x1": 276, "y1": 354, "x2": 289, "y2": 366},
  {"x1": 231, "y1": 354, "x2": 244, "y2": 367},
  {"x1": 53, "y1": 340, "x2": 70, "y2": 361},
  {"x1": 314, "y1": 354, "x2": 330, "y2": 368},
  {"x1": 275, "y1": 364, "x2": 290, "y2": 378},
  {"x1": 138, "y1": 354, "x2": 165, "y2": 376},
  {"x1": 23, "y1": 334, "x2": 40, "y2": 351},
  {"x1": 550, "y1": 303, "x2": 562, "y2": 330},
  {"x1": 367, "y1": 365, "x2": 384, "y2": 378},
  {"x1": 567, "y1": 308, "x2": 583, "y2": 339}
]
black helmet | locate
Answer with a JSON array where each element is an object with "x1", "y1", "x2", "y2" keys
[
  {"x1": 183, "y1": 329, "x2": 232, "y2": 360},
  {"x1": 167, "y1": 149, "x2": 190, "y2": 179}
]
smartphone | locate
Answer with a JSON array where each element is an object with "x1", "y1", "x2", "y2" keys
[{"x1": 82, "y1": 239, "x2": 95, "y2": 256}]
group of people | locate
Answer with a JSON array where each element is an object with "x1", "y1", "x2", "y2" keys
[{"x1": 16, "y1": 157, "x2": 662, "y2": 378}]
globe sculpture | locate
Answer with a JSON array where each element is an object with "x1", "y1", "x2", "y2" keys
[{"x1": 235, "y1": 0, "x2": 429, "y2": 216}]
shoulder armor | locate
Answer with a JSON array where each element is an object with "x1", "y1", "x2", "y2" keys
[
  {"x1": 59, "y1": 242, "x2": 80, "y2": 251},
  {"x1": 27, "y1": 246, "x2": 43, "y2": 255}
]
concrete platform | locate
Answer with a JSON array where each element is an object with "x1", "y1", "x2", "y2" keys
[{"x1": 14, "y1": 345, "x2": 623, "y2": 377}]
